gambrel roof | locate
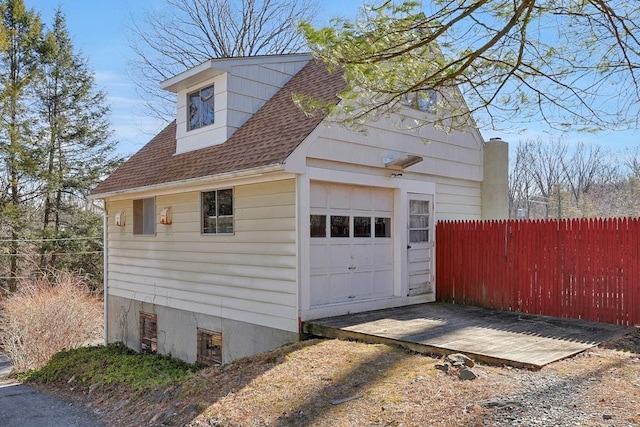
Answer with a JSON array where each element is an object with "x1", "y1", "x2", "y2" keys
[{"x1": 91, "y1": 59, "x2": 345, "y2": 197}]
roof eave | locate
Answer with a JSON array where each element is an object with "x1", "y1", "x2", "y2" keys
[{"x1": 89, "y1": 163, "x2": 287, "y2": 200}]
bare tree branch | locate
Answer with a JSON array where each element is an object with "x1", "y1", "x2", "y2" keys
[
  {"x1": 128, "y1": 0, "x2": 318, "y2": 121},
  {"x1": 302, "y1": 0, "x2": 640, "y2": 134}
]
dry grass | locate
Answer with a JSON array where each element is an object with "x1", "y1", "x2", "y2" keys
[
  {"x1": 0, "y1": 271, "x2": 103, "y2": 372},
  {"x1": 186, "y1": 340, "x2": 512, "y2": 427},
  {"x1": 30, "y1": 331, "x2": 640, "y2": 426}
]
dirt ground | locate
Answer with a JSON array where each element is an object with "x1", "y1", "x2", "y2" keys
[{"x1": 37, "y1": 328, "x2": 640, "y2": 427}]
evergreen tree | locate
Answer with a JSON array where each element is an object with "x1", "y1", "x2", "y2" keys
[
  {"x1": 0, "y1": 0, "x2": 43, "y2": 292},
  {"x1": 35, "y1": 9, "x2": 122, "y2": 279}
]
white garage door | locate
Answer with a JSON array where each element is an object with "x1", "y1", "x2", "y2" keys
[{"x1": 310, "y1": 182, "x2": 394, "y2": 307}]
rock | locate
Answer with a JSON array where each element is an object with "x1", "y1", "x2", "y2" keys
[
  {"x1": 446, "y1": 353, "x2": 475, "y2": 367},
  {"x1": 458, "y1": 366, "x2": 478, "y2": 381},
  {"x1": 435, "y1": 364, "x2": 450, "y2": 373}
]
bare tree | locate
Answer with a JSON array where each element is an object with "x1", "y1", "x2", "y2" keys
[
  {"x1": 560, "y1": 142, "x2": 619, "y2": 213},
  {"x1": 129, "y1": 0, "x2": 318, "y2": 121},
  {"x1": 508, "y1": 142, "x2": 535, "y2": 218},
  {"x1": 624, "y1": 146, "x2": 640, "y2": 178},
  {"x1": 508, "y1": 139, "x2": 640, "y2": 219}
]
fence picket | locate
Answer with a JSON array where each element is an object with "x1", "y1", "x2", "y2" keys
[{"x1": 436, "y1": 217, "x2": 640, "y2": 326}]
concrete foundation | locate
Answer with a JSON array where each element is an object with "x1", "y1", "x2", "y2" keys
[{"x1": 107, "y1": 295, "x2": 300, "y2": 364}]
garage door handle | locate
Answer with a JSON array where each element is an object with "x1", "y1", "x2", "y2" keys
[
  {"x1": 407, "y1": 245, "x2": 412, "y2": 249},
  {"x1": 348, "y1": 266, "x2": 356, "y2": 270}
]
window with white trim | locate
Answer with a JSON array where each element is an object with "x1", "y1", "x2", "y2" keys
[
  {"x1": 188, "y1": 84, "x2": 215, "y2": 131},
  {"x1": 202, "y1": 189, "x2": 233, "y2": 234}
]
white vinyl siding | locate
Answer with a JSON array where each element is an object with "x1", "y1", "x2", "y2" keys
[
  {"x1": 302, "y1": 112, "x2": 484, "y2": 221},
  {"x1": 433, "y1": 178, "x2": 482, "y2": 220},
  {"x1": 106, "y1": 179, "x2": 298, "y2": 332}
]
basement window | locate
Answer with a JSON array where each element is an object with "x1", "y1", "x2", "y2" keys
[
  {"x1": 197, "y1": 329, "x2": 222, "y2": 366},
  {"x1": 133, "y1": 197, "x2": 156, "y2": 235},
  {"x1": 140, "y1": 312, "x2": 158, "y2": 354}
]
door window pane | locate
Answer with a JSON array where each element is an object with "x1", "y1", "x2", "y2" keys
[
  {"x1": 310, "y1": 215, "x2": 326, "y2": 237},
  {"x1": 375, "y1": 217, "x2": 391, "y2": 238},
  {"x1": 354, "y1": 217, "x2": 371, "y2": 237},
  {"x1": 409, "y1": 200, "x2": 430, "y2": 243},
  {"x1": 330, "y1": 216, "x2": 350, "y2": 237}
]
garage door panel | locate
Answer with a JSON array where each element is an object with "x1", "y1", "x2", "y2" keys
[
  {"x1": 352, "y1": 244, "x2": 373, "y2": 267},
  {"x1": 310, "y1": 182, "x2": 394, "y2": 307},
  {"x1": 310, "y1": 275, "x2": 328, "y2": 305},
  {"x1": 352, "y1": 271, "x2": 373, "y2": 296},
  {"x1": 374, "y1": 188, "x2": 393, "y2": 211},
  {"x1": 329, "y1": 244, "x2": 352, "y2": 269},
  {"x1": 328, "y1": 273, "x2": 352, "y2": 301},
  {"x1": 352, "y1": 189, "x2": 373, "y2": 211},
  {"x1": 310, "y1": 184, "x2": 328, "y2": 208},
  {"x1": 373, "y1": 270, "x2": 394, "y2": 296},
  {"x1": 329, "y1": 186, "x2": 351, "y2": 209},
  {"x1": 373, "y1": 244, "x2": 393, "y2": 266},
  {"x1": 310, "y1": 245, "x2": 328, "y2": 271}
]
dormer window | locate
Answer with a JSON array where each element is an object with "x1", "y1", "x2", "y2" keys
[
  {"x1": 188, "y1": 84, "x2": 215, "y2": 131},
  {"x1": 401, "y1": 90, "x2": 437, "y2": 112}
]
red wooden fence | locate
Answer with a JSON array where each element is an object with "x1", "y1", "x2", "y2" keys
[{"x1": 436, "y1": 218, "x2": 640, "y2": 326}]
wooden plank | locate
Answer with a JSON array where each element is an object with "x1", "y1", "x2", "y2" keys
[{"x1": 303, "y1": 302, "x2": 632, "y2": 369}]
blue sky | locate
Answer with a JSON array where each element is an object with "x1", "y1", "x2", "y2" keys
[
  {"x1": 24, "y1": 0, "x2": 370, "y2": 156},
  {"x1": 24, "y1": 0, "x2": 639, "y2": 157}
]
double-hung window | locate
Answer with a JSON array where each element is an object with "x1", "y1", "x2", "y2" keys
[
  {"x1": 188, "y1": 84, "x2": 215, "y2": 131},
  {"x1": 202, "y1": 189, "x2": 233, "y2": 234}
]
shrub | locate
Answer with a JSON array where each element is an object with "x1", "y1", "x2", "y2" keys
[
  {"x1": 21, "y1": 343, "x2": 197, "y2": 390},
  {"x1": 0, "y1": 271, "x2": 103, "y2": 372}
]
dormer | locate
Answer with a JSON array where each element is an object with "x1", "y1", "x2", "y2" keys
[{"x1": 161, "y1": 54, "x2": 312, "y2": 155}]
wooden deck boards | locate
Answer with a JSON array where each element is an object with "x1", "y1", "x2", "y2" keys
[{"x1": 302, "y1": 303, "x2": 633, "y2": 369}]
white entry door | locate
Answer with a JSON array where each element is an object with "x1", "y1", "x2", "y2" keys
[
  {"x1": 407, "y1": 194, "x2": 434, "y2": 296},
  {"x1": 310, "y1": 182, "x2": 394, "y2": 307}
]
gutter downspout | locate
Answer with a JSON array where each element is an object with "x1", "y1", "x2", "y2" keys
[
  {"x1": 103, "y1": 205, "x2": 108, "y2": 345},
  {"x1": 94, "y1": 201, "x2": 108, "y2": 345}
]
